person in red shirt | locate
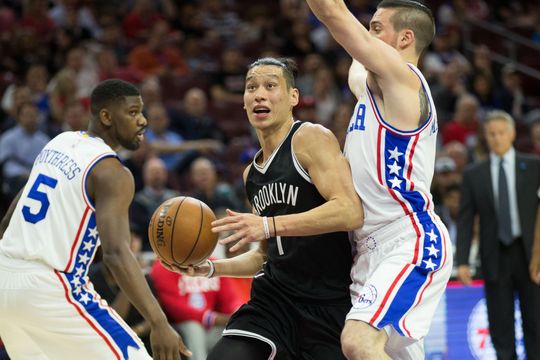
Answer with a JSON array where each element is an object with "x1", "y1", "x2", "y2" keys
[
  {"x1": 442, "y1": 93, "x2": 480, "y2": 147},
  {"x1": 151, "y1": 259, "x2": 244, "y2": 360}
]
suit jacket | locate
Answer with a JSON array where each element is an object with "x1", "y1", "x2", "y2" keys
[{"x1": 456, "y1": 152, "x2": 540, "y2": 282}]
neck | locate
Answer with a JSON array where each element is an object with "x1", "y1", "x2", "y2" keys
[
  {"x1": 257, "y1": 118, "x2": 294, "y2": 163},
  {"x1": 87, "y1": 124, "x2": 118, "y2": 150}
]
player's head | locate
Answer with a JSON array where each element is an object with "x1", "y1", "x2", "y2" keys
[
  {"x1": 373, "y1": 0, "x2": 435, "y2": 56},
  {"x1": 484, "y1": 110, "x2": 515, "y2": 157},
  {"x1": 244, "y1": 57, "x2": 299, "y2": 130},
  {"x1": 89, "y1": 79, "x2": 146, "y2": 151}
]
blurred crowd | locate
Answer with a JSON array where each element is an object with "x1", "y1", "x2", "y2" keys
[{"x1": 1, "y1": 0, "x2": 540, "y2": 358}]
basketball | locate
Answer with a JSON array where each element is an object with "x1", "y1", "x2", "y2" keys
[{"x1": 148, "y1": 196, "x2": 218, "y2": 267}]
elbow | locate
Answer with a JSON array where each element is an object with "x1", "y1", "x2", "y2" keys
[{"x1": 102, "y1": 247, "x2": 125, "y2": 270}]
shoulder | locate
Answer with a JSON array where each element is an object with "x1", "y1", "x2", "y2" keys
[
  {"x1": 517, "y1": 153, "x2": 540, "y2": 164},
  {"x1": 90, "y1": 157, "x2": 134, "y2": 190},
  {"x1": 463, "y1": 160, "x2": 488, "y2": 177},
  {"x1": 293, "y1": 122, "x2": 338, "y2": 149}
]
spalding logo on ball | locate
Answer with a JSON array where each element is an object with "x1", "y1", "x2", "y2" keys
[{"x1": 148, "y1": 196, "x2": 219, "y2": 267}]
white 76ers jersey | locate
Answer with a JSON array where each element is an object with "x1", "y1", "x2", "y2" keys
[
  {"x1": 0, "y1": 131, "x2": 116, "y2": 273},
  {"x1": 344, "y1": 64, "x2": 438, "y2": 240}
]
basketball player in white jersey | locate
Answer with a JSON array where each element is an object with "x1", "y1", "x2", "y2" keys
[
  {"x1": 306, "y1": 1, "x2": 453, "y2": 359},
  {"x1": 0, "y1": 79, "x2": 190, "y2": 359}
]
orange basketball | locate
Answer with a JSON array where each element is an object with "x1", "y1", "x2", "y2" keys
[{"x1": 148, "y1": 196, "x2": 218, "y2": 266}]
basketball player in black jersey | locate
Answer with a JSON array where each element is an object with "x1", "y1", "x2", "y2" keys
[{"x1": 168, "y1": 57, "x2": 363, "y2": 360}]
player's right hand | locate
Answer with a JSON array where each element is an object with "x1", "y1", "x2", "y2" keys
[
  {"x1": 150, "y1": 320, "x2": 192, "y2": 359},
  {"x1": 161, "y1": 260, "x2": 212, "y2": 277}
]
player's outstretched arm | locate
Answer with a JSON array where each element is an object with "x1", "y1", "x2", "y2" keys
[
  {"x1": 529, "y1": 204, "x2": 540, "y2": 285},
  {"x1": 213, "y1": 124, "x2": 363, "y2": 251},
  {"x1": 305, "y1": 0, "x2": 409, "y2": 80},
  {"x1": 88, "y1": 158, "x2": 191, "y2": 359}
]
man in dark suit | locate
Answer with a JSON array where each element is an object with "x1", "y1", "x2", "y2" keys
[{"x1": 456, "y1": 110, "x2": 540, "y2": 360}]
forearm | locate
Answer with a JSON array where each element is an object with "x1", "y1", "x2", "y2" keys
[
  {"x1": 213, "y1": 248, "x2": 266, "y2": 278},
  {"x1": 103, "y1": 249, "x2": 168, "y2": 326},
  {"x1": 109, "y1": 290, "x2": 132, "y2": 319},
  {"x1": 532, "y1": 207, "x2": 540, "y2": 259},
  {"x1": 305, "y1": 0, "x2": 346, "y2": 21},
  {"x1": 274, "y1": 196, "x2": 362, "y2": 237}
]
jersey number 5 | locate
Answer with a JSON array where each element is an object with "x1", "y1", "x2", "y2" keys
[{"x1": 22, "y1": 173, "x2": 58, "y2": 224}]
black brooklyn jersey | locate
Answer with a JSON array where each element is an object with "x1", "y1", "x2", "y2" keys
[{"x1": 245, "y1": 121, "x2": 352, "y2": 304}]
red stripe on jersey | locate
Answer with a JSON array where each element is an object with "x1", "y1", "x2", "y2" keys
[
  {"x1": 376, "y1": 125, "x2": 383, "y2": 185},
  {"x1": 370, "y1": 264, "x2": 411, "y2": 325},
  {"x1": 64, "y1": 206, "x2": 90, "y2": 272},
  {"x1": 54, "y1": 271, "x2": 121, "y2": 360},
  {"x1": 406, "y1": 135, "x2": 419, "y2": 191}
]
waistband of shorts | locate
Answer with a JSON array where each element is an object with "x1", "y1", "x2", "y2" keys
[{"x1": 0, "y1": 250, "x2": 52, "y2": 272}]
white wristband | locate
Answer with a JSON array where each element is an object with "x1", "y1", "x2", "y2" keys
[
  {"x1": 262, "y1": 216, "x2": 270, "y2": 239},
  {"x1": 206, "y1": 259, "x2": 215, "y2": 278}
]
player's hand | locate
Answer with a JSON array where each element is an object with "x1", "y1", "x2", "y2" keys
[
  {"x1": 150, "y1": 320, "x2": 192, "y2": 359},
  {"x1": 457, "y1": 265, "x2": 472, "y2": 286},
  {"x1": 212, "y1": 209, "x2": 266, "y2": 252},
  {"x1": 161, "y1": 260, "x2": 211, "y2": 277},
  {"x1": 529, "y1": 255, "x2": 540, "y2": 285}
]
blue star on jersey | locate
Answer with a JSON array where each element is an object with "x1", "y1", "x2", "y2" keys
[{"x1": 62, "y1": 213, "x2": 140, "y2": 359}]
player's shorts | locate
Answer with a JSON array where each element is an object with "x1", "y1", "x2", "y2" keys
[
  {"x1": 0, "y1": 253, "x2": 150, "y2": 360},
  {"x1": 347, "y1": 211, "x2": 452, "y2": 358},
  {"x1": 223, "y1": 272, "x2": 350, "y2": 360}
]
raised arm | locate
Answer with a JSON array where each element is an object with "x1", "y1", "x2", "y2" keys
[
  {"x1": 305, "y1": 0, "x2": 410, "y2": 81},
  {"x1": 88, "y1": 158, "x2": 190, "y2": 358}
]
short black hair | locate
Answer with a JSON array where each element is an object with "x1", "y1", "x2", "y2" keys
[
  {"x1": 90, "y1": 79, "x2": 140, "y2": 116},
  {"x1": 377, "y1": 0, "x2": 435, "y2": 55},
  {"x1": 248, "y1": 57, "x2": 298, "y2": 89}
]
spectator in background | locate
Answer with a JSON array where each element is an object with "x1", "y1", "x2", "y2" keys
[
  {"x1": 456, "y1": 110, "x2": 540, "y2": 359},
  {"x1": 431, "y1": 63, "x2": 466, "y2": 124},
  {"x1": 469, "y1": 71, "x2": 497, "y2": 114},
  {"x1": 422, "y1": 27, "x2": 470, "y2": 81},
  {"x1": 46, "y1": 99, "x2": 88, "y2": 138},
  {"x1": 175, "y1": 88, "x2": 227, "y2": 144},
  {"x1": 127, "y1": 20, "x2": 188, "y2": 78},
  {"x1": 189, "y1": 157, "x2": 244, "y2": 213},
  {"x1": 442, "y1": 93, "x2": 480, "y2": 148},
  {"x1": 0, "y1": 102, "x2": 49, "y2": 201},
  {"x1": 96, "y1": 47, "x2": 145, "y2": 84},
  {"x1": 131, "y1": 157, "x2": 180, "y2": 252},
  {"x1": 122, "y1": 0, "x2": 165, "y2": 42},
  {"x1": 210, "y1": 47, "x2": 246, "y2": 105},
  {"x1": 145, "y1": 103, "x2": 221, "y2": 174},
  {"x1": 1, "y1": 85, "x2": 32, "y2": 133},
  {"x1": 496, "y1": 64, "x2": 528, "y2": 121},
  {"x1": 312, "y1": 66, "x2": 340, "y2": 126},
  {"x1": 443, "y1": 140, "x2": 469, "y2": 174},
  {"x1": 150, "y1": 259, "x2": 244, "y2": 360},
  {"x1": 431, "y1": 156, "x2": 460, "y2": 207}
]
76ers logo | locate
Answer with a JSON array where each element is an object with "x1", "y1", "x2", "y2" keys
[
  {"x1": 467, "y1": 298, "x2": 525, "y2": 359},
  {"x1": 353, "y1": 284, "x2": 377, "y2": 309}
]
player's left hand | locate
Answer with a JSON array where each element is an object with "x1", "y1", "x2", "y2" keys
[{"x1": 212, "y1": 209, "x2": 266, "y2": 252}]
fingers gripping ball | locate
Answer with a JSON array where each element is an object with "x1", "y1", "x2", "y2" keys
[{"x1": 148, "y1": 196, "x2": 218, "y2": 266}]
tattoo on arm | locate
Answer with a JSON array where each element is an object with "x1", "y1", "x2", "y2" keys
[{"x1": 418, "y1": 88, "x2": 429, "y2": 127}]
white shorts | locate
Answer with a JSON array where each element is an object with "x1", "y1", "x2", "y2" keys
[
  {"x1": 347, "y1": 211, "x2": 452, "y2": 357},
  {"x1": 0, "y1": 254, "x2": 151, "y2": 360}
]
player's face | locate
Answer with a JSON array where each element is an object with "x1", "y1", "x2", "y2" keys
[
  {"x1": 244, "y1": 65, "x2": 299, "y2": 130},
  {"x1": 484, "y1": 119, "x2": 515, "y2": 156},
  {"x1": 111, "y1": 95, "x2": 147, "y2": 151},
  {"x1": 369, "y1": 8, "x2": 399, "y2": 49}
]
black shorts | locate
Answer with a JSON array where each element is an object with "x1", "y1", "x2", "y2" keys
[{"x1": 223, "y1": 274, "x2": 350, "y2": 360}]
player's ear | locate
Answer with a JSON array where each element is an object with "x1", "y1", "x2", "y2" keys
[
  {"x1": 99, "y1": 108, "x2": 113, "y2": 127},
  {"x1": 290, "y1": 88, "x2": 299, "y2": 107},
  {"x1": 399, "y1": 29, "x2": 414, "y2": 50}
]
